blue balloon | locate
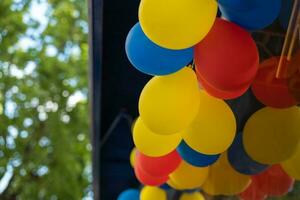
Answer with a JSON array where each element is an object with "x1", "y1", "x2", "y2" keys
[
  {"x1": 228, "y1": 133, "x2": 269, "y2": 175},
  {"x1": 177, "y1": 141, "x2": 220, "y2": 167},
  {"x1": 219, "y1": 0, "x2": 281, "y2": 30},
  {"x1": 117, "y1": 189, "x2": 140, "y2": 200},
  {"x1": 218, "y1": 0, "x2": 255, "y2": 11},
  {"x1": 125, "y1": 23, "x2": 193, "y2": 76}
]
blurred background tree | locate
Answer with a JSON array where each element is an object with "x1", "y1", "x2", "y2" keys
[{"x1": 0, "y1": 0, "x2": 91, "y2": 199}]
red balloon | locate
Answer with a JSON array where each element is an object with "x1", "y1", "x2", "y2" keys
[
  {"x1": 197, "y1": 69, "x2": 249, "y2": 99},
  {"x1": 240, "y1": 178, "x2": 267, "y2": 200},
  {"x1": 254, "y1": 165, "x2": 294, "y2": 197},
  {"x1": 288, "y1": 51, "x2": 300, "y2": 102},
  {"x1": 252, "y1": 57, "x2": 297, "y2": 108},
  {"x1": 289, "y1": 71, "x2": 300, "y2": 102},
  {"x1": 136, "y1": 150, "x2": 182, "y2": 177},
  {"x1": 195, "y1": 18, "x2": 258, "y2": 99},
  {"x1": 134, "y1": 162, "x2": 168, "y2": 186}
]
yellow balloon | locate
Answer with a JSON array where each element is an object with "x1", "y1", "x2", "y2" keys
[
  {"x1": 282, "y1": 143, "x2": 300, "y2": 180},
  {"x1": 131, "y1": 117, "x2": 138, "y2": 133},
  {"x1": 167, "y1": 179, "x2": 185, "y2": 190},
  {"x1": 140, "y1": 186, "x2": 167, "y2": 200},
  {"x1": 183, "y1": 90, "x2": 236, "y2": 155},
  {"x1": 133, "y1": 117, "x2": 182, "y2": 157},
  {"x1": 202, "y1": 154, "x2": 251, "y2": 196},
  {"x1": 244, "y1": 106, "x2": 300, "y2": 164},
  {"x1": 169, "y1": 160, "x2": 209, "y2": 189},
  {"x1": 130, "y1": 148, "x2": 137, "y2": 167},
  {"x1": 139, "y1": 0, "x2": 217, "y2": 49},
  {"x1": 180, "y1": 192, "x2": 205, "y2": 200},
  {"x1": 139, "y1": 67, "x2": 200, "y2": 135}
]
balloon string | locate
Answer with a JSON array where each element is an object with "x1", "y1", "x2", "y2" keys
[{"x1": 277, "y1": 0, "x2": 300, "y2": 79}]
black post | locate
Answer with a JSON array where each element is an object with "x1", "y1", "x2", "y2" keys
[{"x1": 88, "y1": 0, "x2": 103, "y2": 199}]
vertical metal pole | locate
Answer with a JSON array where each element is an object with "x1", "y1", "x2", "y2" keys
[{"x1": 88, "y1": 0, "x2": 103, "y2": 199}]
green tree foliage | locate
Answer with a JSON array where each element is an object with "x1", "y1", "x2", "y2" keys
[{"x1": 0, "y1": 0, "x2": 90, "y2": 199}]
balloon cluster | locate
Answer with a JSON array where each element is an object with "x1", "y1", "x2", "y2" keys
[{"x1": 119, "y1": 0, "x2": 300, "y2": 199}]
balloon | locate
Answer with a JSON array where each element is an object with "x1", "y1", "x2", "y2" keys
[
  {"x1": 243, "y1": 107, "x2": 300, "y2": 164},
  {"x1": 139, "y1": 67, "x2": 200, "y2": 134},
  {"x1": 202, "y1": 154, "x2": 251, "y2": 196},
  {"x1": 219, "y1": 0, "x2": 281, "y2": 31},
  {"x1": 195, "y1": 18, "x2": 258, "y2": 99},
  {"x1": 117, "y1": 189, "x2": 140, "y2": 200},
  {"x1": 179, "y1": 192, "x2": 205, "y2": 200},
  {"x1": 167, "y1": 179, "x2": 185, "y2": 190},
  {"x1": 282, "y1": 144, "x2": 300, "y2": 180},
  {"x1": 168, "y1": 181, "x2": 201, "y2": 191},
  {"x1": 228, "y1": 132, "x2": 269, "y2": 175},
  {"x1": 252, "y1": 57, "x2": 297, "y2": 108},
  {"x1": 169, "y1": 160, "x2": 209, "y2": 190},
  {"x1": 239, "y1": 179, "x2": 267, "y2": 200},
  {"x1": 125, "y1": 23, "x2": 193, "y2": 75},
  {"x1": 130, "y1": 148, "x2": 137, "y2": 167},
  {"x1": 197, "y1": 71, "x2": 249, "y2": 100},
  {"x1": 140, "y1": 186, "x2": 167, "y2": 200},
  {"x1": 254, "y1": 165, "x2": 294, "y2": 197},
  {"x1": 177, "y1": 141, "x2": 220, "y2": 167},
  {"x1": 287, "y1": 50, "x2": 300, "y2": 102},
  {"x1": 134, "y1": 162, "x2": 168, "y2": 186},
  {"x1": 136, "y1": 150, "x2": 182, "y2": 177},
  {"x1": 139, "y1": 0, "x2": 217, "y2": 50},
  {"x1": 289, "y1": 71, "x2": 300, "y2": 102},
  {"x1": 182, "y1": 90, "x2": 236, "y2": 155},
  {"x1": 133, "y1": 118, "x2": 182, "y2": 157},
  {"x1": 218, "y1": 0, "x2": 255, "y2": 10}
]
